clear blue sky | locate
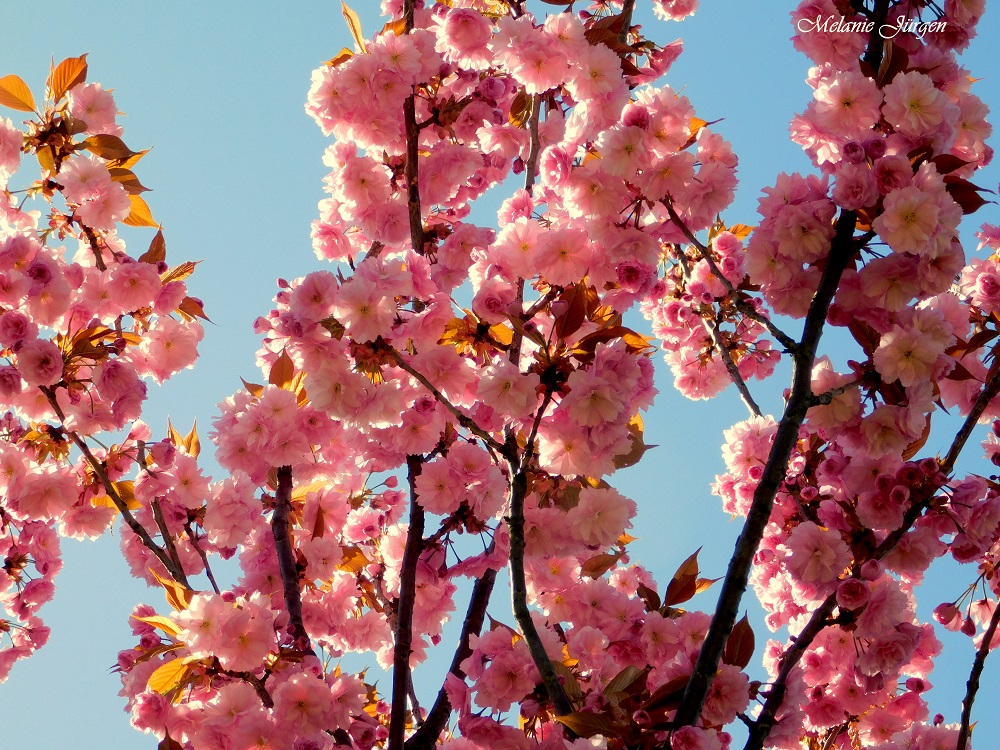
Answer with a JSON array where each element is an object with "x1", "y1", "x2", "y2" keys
[{"x1": 1, "y1": 2, "x2": 999, "y2": 747}]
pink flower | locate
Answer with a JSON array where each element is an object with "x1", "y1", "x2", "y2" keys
[
  {"x1": 16, "y1": 338, "x2": 64, "y2": 387},
  {"x1": 882, "y1": 71, "x2": 952, "y2": 139},
  {"x1": 273, "y1": 672, "x2": 336, "y2": 733},
  {"x1": 108, "y1": 262, "x2": 162, "y2": 313},
  {"x1": 68, "y1": 83, "x2": 123, "y2": 136},
  {"x1": 783, "y1": 521, "x2": 850, "y2": 585},
  {"x1": 872, "y1": 186, "x2": 940, "y2": 255},
  {"x1": 570, "y1": 487, "x2": 636, "y2": 548}
]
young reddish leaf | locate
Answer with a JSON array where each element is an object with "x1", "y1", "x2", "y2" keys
[
  {"x1": 149, "y1": 568, "x2": 193, "y2": 611},
  {"x1": 901, "y1": 414, "x2": 931, "y2": 461},
  {"x1": 49, "y1": 54, "x2": 88, "y2": 101},
  {"x1": 269, "y1": 348, "x2": 295, "y2": 388},
  {"x1": 342, "y1": 1, "x2": 368, "y2": 53},
  {"x1": 338, "y1": 545, "x2": 370, "y2": 573},
  {"x1": 0, "y1": 74, "x2": 36, "y2": 112},
  {"x1": 637, "y1": 582, "x2": 661, "y2": 612},
  {"x1": 178, "y1": 296, "x2": 211, "y2": 323},
  {"x1": 663, "y1": 548, "x2": 701, "y2": 606},
  {"x1": 554, "y1": 711, "x2": 616, "y2": 738},
  {"x1": 109, "y1": 167, "x2": 151, "y2": 194},
  {"x1": 325, "y1": 48, "x2": 354, "y2": 67},
  {"x1": 83, "y1": 134, "x2": 137, "y2": 161},
  {"x1": 726, "y1": 223, "x2": 756, "y2": 240},
  {"x1": 555, "y1": 283, "x2": 589, "y2": 341},
  {"x1": 131, "y1": 614, "x2": 181, "y2": 638},
  {"x1": 508, "y1": 89, "x2": 530, "y2": 128},
  {"x1": 162, "y1": 261, "x2": 199, "y2": 284},
  {"x1": 241, "y1": 378, "x2": 265, "y2": 398},
  {"x1": 552, "y1": 660, "x2": 583, "y2": 701},
  {"x1": 138, "y1": 229, "x2": 167, "y2": 264},
  {"x1": 695, "y1": 576, "x2": 720, "y2": 594},
  {"x1": 643, "y1": 674, "x2": 690, "y2": 711},
  {"x1": 379, "y1": 18, "x2": 407, "y2": 37},
  {"x1": 613, "y1": 415, "x2": 658, "y2": 469},
  {"x1": 722, "y1": 614, "x2": 755, "y2": 669},
  {"x1": 159, "y1": 734, "x2": 184, "y2": 750},
  {"x1": 123, "y1": 194, "x2": 158, "y2": 227},
  {"x1": 146, "y1": 657, "x2": 189, "y2": 695},
  {"x1": 166, "y1": 418, "x2": 184, "y2": 448},
  {"x1": 112, "y1": 148, "x2": 151, "y2": 170},
  {"x1": 848, "y1": 319, "x2": 880, "y2": 358},
  {"x1": 183, "y1": 421, "x2": 200, "y2": 458},
  {"x1": 930, "y1": 153, "x2": 972, "y2": 175},
  {"x1": 944, "y1": 175, "x2": 993, "y2": 215},
  {"x1": 605, "y1": 665, "x2": 646, "y2": 696},
  {"x1": 581, "y1": 551, "x2": 623, "y2": 579}
]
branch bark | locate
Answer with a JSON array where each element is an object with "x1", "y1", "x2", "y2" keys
[
  {"x1": 673, "y1": 209, "x2": 858, "y2": 729},
  {"x1": 958, "y1": 599, "x2": 1000, "y2": 750},
  {"x1": 271, "y1": 465, "x2": 313, "y2": 654},
  {"x1": 404, "y1": 564, "x2": 498, "y2": 750},
  {"x1": 389, "y1": 455, "x2": 427, "y2": 750}
]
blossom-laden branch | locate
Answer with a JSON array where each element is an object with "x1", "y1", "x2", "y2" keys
[
  {"x1": 958, "y1": 598, "x2": 1000, "y2": 750},
  {"x1": 389, "y1": 455, "x2": 427, "y2": 750},
  {"x1": 405, "y1": 560, "x2": 498, "y2": 750},
  {"x1": 674, "y1": 208, "x2": 859, "y2": 729},
  {"x1": 523, "y1": 93, "x2": 543, "y2": 193},
  {"x1": 663, "y1": 198, "x2": 798, "y2": 354},
  {"x1": 41, "y1": 387, "x2": 191, "y2": 587},
  {"x1": 271, "y1": 466, "x2": 313, "y2": 654},
  {"x1": 505, "y1": 390, "x2": 574, "y2": 717},
  {"x1": 676, "y1": 250, "x2": 762, "y2": 417}
]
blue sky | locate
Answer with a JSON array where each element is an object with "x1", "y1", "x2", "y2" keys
[{"x1": 1, "y1": 1, "x2": 999, "y2": 747}]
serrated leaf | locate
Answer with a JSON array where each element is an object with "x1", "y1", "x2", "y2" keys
[
  {"x1": 726, "y1": 223, "x2": 755, "y2": 240},
  {"x1": 663, "y1": 548, "x2": 701, "y2": 606},
  {"x1": 269, "y1": 348, "x2": 295, "y2": 389},
  {"x1": 581, "y1": 551, "x2": 623, "y2": 579},
  {"x1": 132, "y1": 614, "x2": 182, "y2": 638},
  {"x1": 183, "y1": 420, "x2": 200, "y2": 458},
  {"x1": 325, "y1": 48, "x2": 355, "y2": 67},
  {"x1": 159, "y1": 733, "x2": 184, "y2": 750},
  {"x1": 338, "y1": 545, "x2": 370, "y2": 573},
  {"x1": 177, "y1": 296, "x2": 211, "y2": 323},
  {"x1": 161, "y1": 261, "x2": 199, "y2": 284},
  {"x1": 108, "y1": 167, "x2": 151, "y2": 195},
  {"x1": 342, "y1": 1, "x2": 368, "y2": 53},
  {"x1": 508, "y1": 89, "x2": 530, "y2": 128},
  {"x1": 694, "y1": 576, "x2": 720, "y2": 594},
  {"x1": 147, "y1": 657, "x2": 189, "y2": 695},
  {"x1": 605, "y1": 665, "x2": 645, "y2": 696},
  {"x1": 122, "y1": 194, "x2": 157, "y2": 228},
  {"x1": 49, "y1": 54, "x2": 88, "y2": 101},
  {"x1": 149, "y1": 568, "x2": 193, "y2": 611},
  {"x1": 82, "y1": 134, "x2": 137, "y2": 161},
  {"x1": 0, "y1": 74, "x2": 36, "y2": 112},
  {"x1": 722, "y1": 614, "x2": 755, "y2": 670},
  {"x1": 379, "y1": 18, "x2": 408, "y2": 37},
  {"x1": 901, "y1": 414, "x2": 931, "y2": 461},
  {"x1": 242, "y1": 378, "x2": 265, "y2": 398},
  {"x1": 637, "y1": 582, "x2": 661, "y2": 612},
  {"x1": 554, "y1": 711, "x2": 615, "y2": 738},
  {"x1": 112, "y1": 148, "x2": 150, "y2": 170},
  {"x1": 552, "y1": 660, "x2": 583, "y2": 701},
  {"x1": 139, "y1": 229, "x2": 166, "y2": 264}
]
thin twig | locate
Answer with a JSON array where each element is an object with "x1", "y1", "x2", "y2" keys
[
  {"x1": 391, "y1": 350, "x2": 504, "y2": 453},
  {"x1": 151, "y1": 498, "x2": 184, "y2": 577},
  {"x1": 662, "y1": 199, "x2": 798, "y2": 353},
  {"x1": 809, "y1": 379, "x2": 862, "y2": 407},
  {"x1": 403, "y1": 0, "x2": 424, "y2": 256},
  {"x1": 674, "y1": 209, "x2": 858, "y2": 729},
  {"x1": 958, "y1": 599, "x2": 1000, "y2": 750},
  {"x1": 271, "y1": 465, "x2": 313, "y2": 654},
  {"x1": 389, "y1": 456, "x2": 426, "y2": 750},
  {"x1": 524, "y1": 94, "x2": 543, "y2": 193},
  {"x1": 184, "y1": 519, "x2": 221, "y2": 595},
  {"x1": 42, "y1": 388, "x2": 190, "y2": 586},
  {"x1": 677, "y1": 252, "x2": 761, "y2": 417}
]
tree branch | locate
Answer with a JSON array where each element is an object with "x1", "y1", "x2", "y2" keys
[
  {"x1": 403, "y1": 0, "x2": 424, "y2": 256},
  {"x1": 184, "y1": 519, "x2": 222, "y2": 595},
  {"x1": 404, "y1": 563, "x2": 498, "y2": 750},
  {"x1": 42, "y1": 388, "x2": 190, "y2": 587},
  {"x1": 271, "y1": 465, "x2": 313, "y2": 654},
  {"x1": 390, "y1": 455, "x2": 427, "y2": 750},
  {"x1": 958, "y1": 599, "x2": 1000, "y2": 750},
  {"x1": 662, "y1": 199, "x2": 798, "y2": 354},
  {"x1": 674, "y1": 209, "x2": 857, "y2": 729},
  {"x1": 524, "y1": 94, "x2": 543, "y2": 193}
]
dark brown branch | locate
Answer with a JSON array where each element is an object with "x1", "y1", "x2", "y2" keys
[
  {"x1": 271, "y1": 465, "x2": 313, "y2": 654},
  {"x1": 151, "y1": 498, "x2": 184, "y2": 577},
  {"x1": 391, "y1": 350, "x2": 504, "y2": 452},
  {"x1": 524, "y1": 94, "x2": 543, "y2": 193},
  {"x1": 403, "y1": 0, "x2": 424, "y2": 256},
  {"x1": 405, "y1": 563, "x2": 498, "y2": 750},
  {"x1": 674, "y1": 209, "x2": 857, "y2": 729},
  {"x1": 507, "y1": 467, "x2": 574, "y2": 716},
  {"x1": 389, "y1": 455, "x2": 426, "y2": 750},
  {"x1": 958, "y1": 599, "x2": 1000, "y2": 750},
  {"x1": 184, "y1": 519, "x2": 222, "y2": 595},
  {"x1": 745, "y1": 595, "x2": 838, "y2": 749},
  {"x1": 618, "y1": 0, "x2": 637, "y2": 43},
  {"x1": 43, "y1": 388, "x2": 190, "y2": 586}
]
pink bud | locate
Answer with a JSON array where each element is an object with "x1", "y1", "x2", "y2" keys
[{"x1": 860, "y1": 559, "x2": 881, "y2": 580}]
